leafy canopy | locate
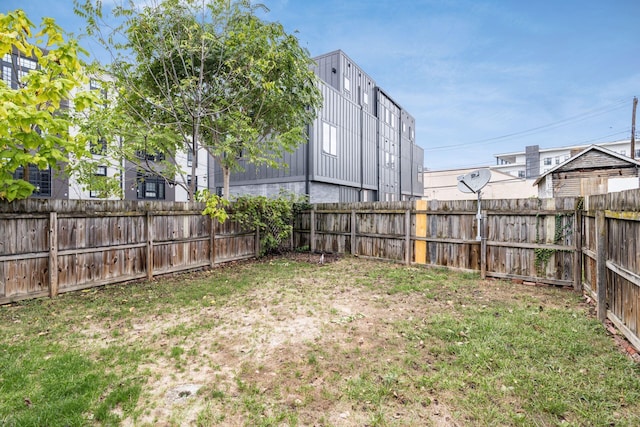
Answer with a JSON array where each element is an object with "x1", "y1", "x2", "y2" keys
[
  {"x1": 74, "y1": 0, "x2": 323, "y2": 199},
  {"x1": 0, "y1": 9, "x2": 97, "y2": 201}
]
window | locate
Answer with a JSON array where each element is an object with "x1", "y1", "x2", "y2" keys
[
  {"x1": 2, "y1": 53, "x2": 11, "y2": 62},
  {"x1": 555, "y1": 156, "x2": 561, "y2": 165},
  {"x1": 363, "y1": 92, "x2": 368, "y2": 105},
  {"x1": 90, "y1": 137, "x2": 107, "y2": 155},
  {"x1": 18, "y1": 57, "x2": 37, "y2": 70},
  {"x1": 95, "y1": 165, "x2": 107, "y2": 176},
  {"x1": 136, "y1": 150, "x2": 165, "y2": 161},
  {"x1": 137, "y1": 174, "x2": 165, "y2": 200},
  {"x1": 2, "y1": 65, "x2": 11, "y2": 87},
  {"x1": 344, "y1": 76, "x2": 350, "y2": 93},
  {"x1": 635, "y1": 149, "x2": 640, "y2": 158},
  {"x1": 187, "y1": 175, "x2": 198, "y2": 191},
  {"x1": 385, "y1": 153, "x2": 395, "y2": 169},
  {"x1": 322, "y1": 122, "x2": 337, "y2": 155},
  {"x1": 187, "y1": 149, "x2": 194, "y2": 167},
  {"x1": 518, "y1": 170, "x2": 525, "y2": 178},
  {"x1": 409, "y1": 126, "x2": 414, "y2": 141},
  {"x1": 417, "y1": 165, "x2": 423, "y2": 183},
  {"x1": 543, "y1": 157, "x2": 552, "y2": 165},
  {"x1": 13, "y1": 165, "x2": 51, "y2": 197}
]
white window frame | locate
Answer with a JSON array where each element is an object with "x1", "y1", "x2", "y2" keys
[{"x1": 322, "y1": 122, "x2": 337, "y2": 156}]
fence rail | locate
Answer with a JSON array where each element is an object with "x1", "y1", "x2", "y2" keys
[
  {"x1": 0, "y1": 200, "x2": 257, "y2": 304},
  {"x1": 3, "y1": 191, "x2": 640, "y2": 352}
]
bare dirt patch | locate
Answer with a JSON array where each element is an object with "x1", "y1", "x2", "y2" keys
[{"x1": 66, "y1": 255, "x2": 626, "y2": 426}]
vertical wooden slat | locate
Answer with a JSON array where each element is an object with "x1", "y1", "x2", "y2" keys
[
  {"x1": 404, "y1": 209, "x2": 411, "y2": 265},
  {"x1": 49, "y1": 211, "x2": 58, "y2": 298},
  {"x1": 574, "y1": 207, "x2": 583, "y2": 292},
  {"x1": 596, "y1": 209, "x2": 607, "y2": 322},
  {"x1": 351, "y1": 210, "x2": 357, "y2": 256},
  {"x1": 481, "y1": 210, "x2": 487, "y2": 279},
  {"x1": 310, "y1": 209, "x2": 316, "y2": 253},
  {"x1": 210, "y1": 217, "x2": 216, "y2": 266},
  {"x1": 414, "y1": 200, "x2": 427, "y2": 264},
  {"x1": 146, "y1": 211, "x2": 153, "y2": 280}
]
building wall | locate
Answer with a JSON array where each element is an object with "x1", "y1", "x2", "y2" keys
[
  {"x1": 495, "y1": 140, "x2": 638, "y2": 179},
  {"x1": 424, "y1": 168, "x2": 537, "y2": 200}
]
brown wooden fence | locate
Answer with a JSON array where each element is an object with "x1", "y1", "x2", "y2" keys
[
  {"x1": 294, "y1": 197, "x2": 581, "y2": 287},
  {"x1": 294, "y1": 192, "x2": 640, "y2": 350},
  {"x1": 583, "y1": 190, "x2": 640, "y2": 351},
  {"x1": 3, "y1": 192, "x2": 640, "y2": 351},
  {"x1": 0, "y1": 199, "x2": 257, "y2": 304}
]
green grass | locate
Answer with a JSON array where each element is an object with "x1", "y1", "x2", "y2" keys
[{"x1": 0, "y1": 256, "x2": 639, "y2": 426}]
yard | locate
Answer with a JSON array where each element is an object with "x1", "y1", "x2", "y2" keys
[{"x1": 1, "y1": 255, "x2": 639, "y2": 426}]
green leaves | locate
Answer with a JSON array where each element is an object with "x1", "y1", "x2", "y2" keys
[
  {"x1": 75, "y1": 0, "x2": 322, "y2": 199},
  {"x1": 0, "y1": 9, "x2": 97, "y2": 201}
]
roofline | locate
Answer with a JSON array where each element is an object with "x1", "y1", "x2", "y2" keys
[
  {"x1": 494, "y1": 139, "x2": 632, "y2": 158},
  {"x1": 532, "y1": 144, "x2": 640, "y2": 186}
]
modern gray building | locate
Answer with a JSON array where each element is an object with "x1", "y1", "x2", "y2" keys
[{"x1": 216, "y1": 50, "x2": 424, "y2": 203}]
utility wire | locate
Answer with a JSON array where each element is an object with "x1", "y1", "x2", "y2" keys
[{"x1": 425, "y1": 98, "x2": 630, "y2": 152}]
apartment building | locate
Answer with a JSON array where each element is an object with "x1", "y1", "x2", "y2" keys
[
  {"x1": 215, "y1": 50, "x2": 424, "y2": 203},
  {"x1": 493, "y1": 140, "x2": 638, "y2": 179},
  {"x1": 2, "y1": 49, "x2": 71, "y2": 199}
]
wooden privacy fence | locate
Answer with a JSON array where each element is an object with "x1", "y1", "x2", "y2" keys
[
  {"x1": 293, "y1": 191, "x2": 640, "y2": 350},
  {"x1": 0, "y1": 199, "x2": 258, "y2": 304},
  {"x1": 294, "y1": 197, "x2": 582, "y2": 287},
  {"x1": 582, "y1": 190, "x2": 640, "y2": 351}
]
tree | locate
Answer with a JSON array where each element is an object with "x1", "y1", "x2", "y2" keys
[
  {"x1": 0, "y1": 10, "x2": 97, "y2": 201},
  {"x1": 74, "y1": 0, "x2": 322, "y2": 199}
]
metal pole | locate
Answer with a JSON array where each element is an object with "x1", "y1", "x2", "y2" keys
[{"x1": 476, "y1": 191, "x2": 482, "y2": 241}]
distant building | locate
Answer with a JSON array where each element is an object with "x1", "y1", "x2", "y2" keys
[
  {"x1": 2, "y1": 49, "x2": 70, "y2": 198},
  {"x1": 423, "y1": 167, "x2": 537, "y2": 201},
  {"x1": 533, "y1": 145, "x2": 640, "y2": 198},
  {"x1": 216, "y1": 50, "x2": 424, "y2": 203},
  {"x1": 494, "y1": 140, "x2": 638, "y2": 179}
]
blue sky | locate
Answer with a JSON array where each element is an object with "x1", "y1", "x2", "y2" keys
[{"x1": 4, "y1": 0, "x2": 640, "y2": 170}]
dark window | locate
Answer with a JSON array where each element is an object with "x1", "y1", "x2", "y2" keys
[
  {"x1": 137, "y1": 173, "x2": 165, "y2": 200},
  {"x1": 90, "y1": 137, "x2": 107, "y2": 155},
  {"x1": 13, "y1": 165, "x2": 51, "y2": 197},
  {"x1": 136, "y1": 150, "x2": 165, "y2": 162},
  {"x1": 518, "y1": 170, "x2": 525, "y2": 178},
  {"x1": 543, "y1": 157, "x2": 552, "y2": 166},
  {"x1": 187, "y1": 149, "x2": 193, "y2": 167}
]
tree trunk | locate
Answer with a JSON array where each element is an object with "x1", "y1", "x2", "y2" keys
[{"x1": 223, "y1": 166, "x2": 230, "y2": 199}]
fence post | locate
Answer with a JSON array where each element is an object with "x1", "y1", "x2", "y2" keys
[
  {"x1": 49, "y1": 211, "x2": 58, "y2": 298},
  {"x1": 481, "y1": 210, "x2": 487, "y2": 279},
  {"x1": 596, "y1": 209, "x2": 607, "y2": 322},
  {"x1": 146, "y1": 211, "x2": 153, "y2": 281},
  {"x1": 310, "y1": 208, "x2": 316, "y2": 253},
  {"x1": 414, "y1": 200, "x2": 427, "y2": 264},
  {"x1": 404, "y1": 209, "x2": 411, "y2": 265},
  {"x1": 209, "y1": 217, "x2": 216, "y2": 267},
  {"x1": 351, "y1": 209, "x2": 357, "y2": 256},
  {"x1": 574, "y1": 206, "x2": 583, "y2": 292}
]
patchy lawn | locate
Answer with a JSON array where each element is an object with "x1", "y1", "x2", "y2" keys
[{"x1": 1, "y1": 255, "x2": 639, "y2": 426}]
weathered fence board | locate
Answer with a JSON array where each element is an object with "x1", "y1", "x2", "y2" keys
[{"x1": 0, "y1": 200, "x2": 257, "y2": 304}]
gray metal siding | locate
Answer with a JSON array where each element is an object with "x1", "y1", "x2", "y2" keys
[
  {"x1": 377, "y1": 89, "x2": 401, "y2": 201},
  {"x1": 312, "y1": 82, "x2": 363, "y2": 186}
]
